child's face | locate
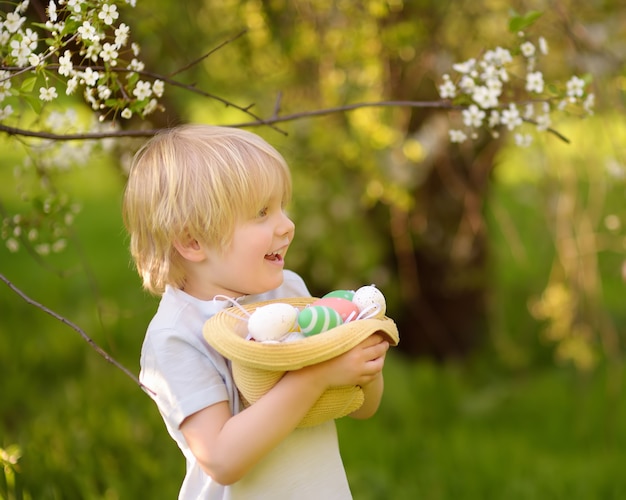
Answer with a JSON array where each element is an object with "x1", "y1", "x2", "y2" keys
[{"x1": 201, "y1": 194, "x2": 295, "y2": 298}]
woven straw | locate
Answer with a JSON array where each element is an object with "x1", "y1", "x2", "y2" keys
[{"x1": 203, "y1": 297, "x2": 399, "y2": 427}]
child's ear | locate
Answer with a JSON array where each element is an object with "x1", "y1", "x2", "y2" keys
[{"x1": 173, "y1": 236, "x2": 206, "y2": 262}]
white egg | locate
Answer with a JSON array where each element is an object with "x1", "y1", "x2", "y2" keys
[
  {"x1": 247, "y1": 303, "x2": 298, "y2": 341},
  {"x1": 352, "y1": 285, "x2": 386, "y2": 319}
]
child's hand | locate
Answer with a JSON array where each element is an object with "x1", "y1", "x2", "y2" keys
[{"x1": 299, "y1": 333, "x2": 390, "y2": 390}]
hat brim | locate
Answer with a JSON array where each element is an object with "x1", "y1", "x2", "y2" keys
[{"x1": 203, "y1": 297, "x2": 399, "y2": 370}]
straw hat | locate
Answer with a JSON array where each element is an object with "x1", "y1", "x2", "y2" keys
[{"x1": 203, "y1": 297, "x2": 399, "y2": 427}]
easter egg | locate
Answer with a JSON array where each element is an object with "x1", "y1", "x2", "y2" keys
[
  {"x1": 323, "y1": 289, "x2": 355, "y2": 301},
  {"x1": 313, "y1": 297, "x2": 360, "y2": 322},
  {"x1": 248, "y1": 303, "x2": 298, "y2": 342},
  {"x1": 297, "y1": 305, "x2": 343, "y2": 337},
  {"x1": 352, "y1": 285, "x2": 386, "y2": 319}
]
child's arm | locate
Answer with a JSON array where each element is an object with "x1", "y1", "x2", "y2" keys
[
  {"x1": 180, "y1": 333, "x2": 389, "y2": 485},
  {"x1": 349, "y1": 370, "x2": 385, "y2": 420}
]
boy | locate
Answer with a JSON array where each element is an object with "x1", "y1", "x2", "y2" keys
[{"x1": 123, "y1": 125, "x2": 389, "y2": 499}]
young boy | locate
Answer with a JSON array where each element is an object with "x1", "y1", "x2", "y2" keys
[{"x1": 123, "y1": 125, "x2": 390, "y2": 499}]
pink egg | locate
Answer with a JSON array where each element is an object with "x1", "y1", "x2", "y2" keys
[{"x1": 312, "y1": 297, "x2": 360, "y2": 322}]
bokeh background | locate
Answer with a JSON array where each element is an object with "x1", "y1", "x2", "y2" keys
[{"x1": 2, "y1": 0, "x2": 626, "y2": 498}]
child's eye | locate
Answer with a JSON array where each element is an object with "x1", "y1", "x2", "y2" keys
[{"x1": 257, "y1": 207, "x2": 269, "y2": 218}]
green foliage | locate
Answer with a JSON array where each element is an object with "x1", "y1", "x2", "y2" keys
[{"x1": 508, "y1": 10, "x2": 543, "y2": 33}]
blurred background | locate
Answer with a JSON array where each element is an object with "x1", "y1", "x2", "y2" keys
[{"x1": 1, "y1": 0, "x2": 626, "y2": 498}]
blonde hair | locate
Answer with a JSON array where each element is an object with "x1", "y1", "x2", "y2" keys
[{"x1": 123, "y1": 125, "x2": 292, "y2": 295}]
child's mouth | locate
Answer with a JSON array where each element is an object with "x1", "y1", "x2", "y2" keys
[{"x1": 264, "y1": 252, "x2": 283, "y2": 262}]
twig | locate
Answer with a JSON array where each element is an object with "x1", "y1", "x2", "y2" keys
[
  {"x1": 0, "y1": 272, "x2": 156, "y2": 396},
  {"x1": 168, "y1": 29, "x2": 248, "y2": 78}
]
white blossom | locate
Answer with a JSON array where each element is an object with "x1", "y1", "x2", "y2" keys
[
  {"x1": 39, "y1": 86, "x2": 58, "y2": 101},
  {"x1": 142, "y1": 98, "x2": 158, "y2": 116},
  {"x1": 98, "y1": 4, "x2": 119, "y2": 25},
  {"x1": 583, "y1": 93, "x2": 595, "y2": 114},
  {"x1": 99, "y1": 42, "x2": 118, "y2": 64},
  {"x1": 127, "y1": 58, "x2": 145, "y2": 74},
  {"x1": 514, "y1": 133, "x2": 532, "y2": 147},
  {"x1": 566, "y1": 76, "x2": 585, "y2": 98},
  {"x1": 449, "y1": 129, "x2": 467, "y2": 144},
  {"x1": 66, "y1": 0, "x2": 83, "y2": 13},
  {"x1": 58, "y1": 50, "x2": 73, "y2": 76},
  {"x1": 0, "y1": 71, "x2": 12, "y2": 99},
  {"x1": 524, "y1": 104, "x2": 535, "y2": 119},
  {"x1": 28, "y1": 53, "x2": 41, "y2": 67},
  {"x1": 483, "y1": 47, "x2": 513, "y2": 66},
  {"x1": 115, "y1": 23, "x2": 130, "y2": 47},
  {"x1": 485, "y1": 77, "x2": 503, "y2": 96},
  {"x1": 10, "y1": 38, "x2": 31, "y2": 66},
  {"x1": 536, "y1": 113, "x2": 551, "y2": 131},
  {"x1": 47, "y1": 1, "x2": 57, "y2": 22},
  {"x1": 0, "y1": 105, "x2": 14, "y2": 120},
  {"x1": 80, "y1": 67, "x2": 100, "y2": 86},
  {"x1": 458, "y1": 75, "x2": 476, "y2": 93},
  {"x1": 16, "y1": 1, "x2": 30, "y2": 14},
  {"x1": 152, "y1": 80, "x2": 165, "y2": 98},
  {"x1": 462, "y1": 104, "x2": 486, "y2": 128},
  {"x1": 121, "y1": 108, "x2": 132, "y2": 119},
  {"x1": 4, "y1": 12, "x2": 25, "y2": 33},
  {"x1": 66, "y1": 76, "x2": 78, "y2": 95},
  {"x1": 500, "y1": 104, "x2": 522, "y2": 131},
  {"x1": 538, "y1": 37, "x2": 548, "y2": 55},
  {"x1": 6, "y1": 238, "x2": 19, "y2": 253},
  {"x1": 526, "y1": 71, "x2": 544, "y2": 93},
  {"x1": 35, "y1": 243, "x2": 51, "y2": 256},
  {"x1": 97, "y1": 84, "x2": 112, "y2": 100},
  {"x1": 488, "y1": 110, "x2": 500, "y2": 128},
  {"x1": 77, "y1": 21, "x2": 98, "y2": 43},
  {"x1": 438, "y1": 75, "x2": 456, "y2": 99},
  {"x1": 493, "y1": 47, "x2": 512, "y2": 65},
  {"x1": 480, "y1": 63, "x2": 500, "y2": 82},
  {"x1": 21, "y1": 28, "x2": 38, "y2": 51},
  {"x1": 520, "y1": 41, "x2": 536, "y2": 58},
  {"x1": 52, "y1": 239, "x2": 67, "y2": 253},
  {"x1": 472, "y1": 86, "x2": 499, "y2": 109},
  {"x1": 452, "y1": 58, "x2": 476, "y2": 74},
  {"x1": 133, "y1": 80, "x2": 152, "y2": 100}
]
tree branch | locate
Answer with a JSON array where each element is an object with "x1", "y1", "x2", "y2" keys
[
  {"x1": 0, "y1": 99, "x2": 572, "y2": 143},
  {"x1": 0, "y1": 272, "x2": 155, "y2": 396}
]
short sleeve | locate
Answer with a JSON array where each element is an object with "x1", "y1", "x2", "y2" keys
[{"x1": 140, "y1": 329, "x2": 232, "y2": 429}]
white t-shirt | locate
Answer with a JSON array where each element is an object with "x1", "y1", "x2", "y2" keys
[{"x1": 140, "y1": 270, "x2": 352, "y2": 499}]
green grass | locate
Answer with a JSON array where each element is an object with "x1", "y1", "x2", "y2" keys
[{"x1": 339, "y1": 354, "x2": 626, "y2": 499}]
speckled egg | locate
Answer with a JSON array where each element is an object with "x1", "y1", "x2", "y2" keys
[
  {"x1": 297, "y1": 305, "x2": 343, "y2": 337},
  {"x1": 323, "y1": 289, "x2": 356, "y2": 301},
  {"x1": 313, "y1": 297, "x2": 360, "y2": 322},
  {"x1": 248, "y1": 303, "x2": 298, "y2": 342},
  {"x1": 352, "y1": 285, "x2": 386, "y2": 319}
]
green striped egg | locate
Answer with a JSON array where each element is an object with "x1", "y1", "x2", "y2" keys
[
  {"x1": 323, "y1": 289, "x2": 355, "y2": 301},
  {"x1": 297, "y1": 305, "x2": 343, "y2": 337}
]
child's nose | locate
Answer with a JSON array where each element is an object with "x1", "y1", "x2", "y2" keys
[{"x1": 277, "y1": 211, "x2": 295, "y2": 237}]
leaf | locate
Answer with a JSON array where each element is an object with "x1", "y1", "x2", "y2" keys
[
  {"x1": 20, "y1": 76, "x2": 38, "y2": 93},
  {"x1": 508, "y1": 11, "x2": 543, "y2": 33},
  {"x1": 23, "y1": 94, "x2": 43, "y2": 115},
  {"x1": 547, "y1": 83, "x2": 559, "y2": 96}
]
